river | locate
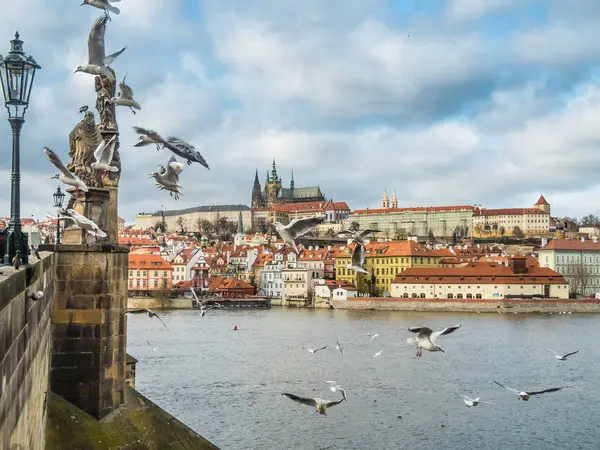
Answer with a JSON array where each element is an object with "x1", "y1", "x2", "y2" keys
[{"x1": 126, "y1": 308, "x2": 600, "y2": 450}]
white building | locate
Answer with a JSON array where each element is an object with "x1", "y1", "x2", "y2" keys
[
  {"x1": 332, "y1": 285, "x2": 358, "y2": 300},
  {"x1": 472, "y1": 196, "x2": 551, "y2": 237},
  {"x1": 579, "y1": 226, "x2": 600, "y2": 238},
  {"x1": 171, "y1": 247, "x2": 205, "y2": 283},
  {"x1": 539, "y1": 238, "x2": 600, "y2": 297},
  {"x1": 281, "y1": 268, "x2": 312, "y2": 302},
  {"x1": 260, "y1": 250, "x2": 297, "y2": 299}
]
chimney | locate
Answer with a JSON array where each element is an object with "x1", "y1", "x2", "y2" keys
[
  {"x1": 541, "y1": 237, "x2": 548, "y2": 248},
  {"x1": 581, "y1": 237, "x2": 585, "y2": 242},
  {"x1": 508, "y1": 256, "x2": 528, "y2": 274}
]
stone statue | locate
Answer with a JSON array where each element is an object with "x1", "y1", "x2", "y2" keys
[{"x1": 67, "y1": 110, "x2": 103, "y2": 190}]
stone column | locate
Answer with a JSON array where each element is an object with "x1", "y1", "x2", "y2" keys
[
  {"x1": 62, "y1": 187, "x2": 111, "y2": 245},
  {"x1": 50, "y1": 243, "x2": 129, "y2": 420}
]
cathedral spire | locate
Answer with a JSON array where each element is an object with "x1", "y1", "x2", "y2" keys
[
  {"x1": 237, "y1": 206, "x2": 244, "y2": 234},
  {"x1": 290, "y1": 170, "x2": 295, "y2": 190},
  {"x1": 271, "y1": 158, "x2": 278, "y2": 180}
]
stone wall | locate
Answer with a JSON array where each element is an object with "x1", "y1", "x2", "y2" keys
[
  {"x1": 0, "y1": 252, "x2": 55, "y2": 450},
  {"x1": 127, "y1": 297, "x2": 193, "y2": 310},
  {"x1": 327, "y1": 297, "x2": 600, "y2": 313}
]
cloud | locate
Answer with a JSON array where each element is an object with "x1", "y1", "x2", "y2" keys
[{"x1": 0, "y1": 0, "x2": 599, "y2": 225}]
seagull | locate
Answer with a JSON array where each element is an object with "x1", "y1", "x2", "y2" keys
[
  {"x1": 335, "y1": 339, "x2": 344, "y2": 356},
  {"x1": 90, "y1": 135, "x2": 118, "y2": 177},
  {"x1": 132, "y1": 126, "x2": 166, "y2": 151},
  {"x1": 12, "y1": 250, "x2": 21, "y2": 270},
  {"x1": 150, "y1": 155, "x2": 185, "y2": 200},
  {"x1": 146, "y1": 341, "x2": 157, "y2": 352},
  {"x1": 74, "y1": 14, "x2": 126, "y2": 80},
  {"x1": 407, "y1": 325, "x2": 461, "y2": 357},
  {"x1": 302, "y1": 345, "x2": 328, "y2": 354},
  {"x1": 27, "y1": 288, "x2": 44, "y2": 301},
  {"x1": 368, "y1": 333, "x2": 379, "y2": 343},
  {"x1": 493, "y1": 381, "x2": 565, "y2": 401},
  {"x1": 346, "y1": 241, "x2": 368, "y2": 274},
  {"x1": 545, "y1": 349, "x2": 579, "y2": 361},
  {"x1": 282, "y1": 393, "x2": 345, "y2": 416},
  {"x1": 273, "y1": 216, "x2": 326, "y2": 254},
  {"x1": 336, "y1": 228, "x2": 381, "y2": 245},
  {"x1": 57, "y1": 208, "x2": 107, "y2": 239},
  {"x1": 198, "y1": 303, "x2": 220, "y2": 318},
  {"x1": 163, "y1": 137, "x2": 210, "y2": 169},
  {"x1": 126, "y1": 308, "x2": 170, "y2": 331},
  {"x1": 325, "y1": 381, "x2": 347, "y2": 400},
  {"x1": 461, "y1": 395, "x2": 493, "y2": 408},
  {"x1": 43, "y1": 148, "x2": 89, "y2": 194},
  {"x1": 373, "y1": 350, "x2": 383, "y2": 359},
  {"x1": 111, "y1": 75, "x2": 141, "y2": 114},
  {"x1": 317, "y1": 299, "x2": 338, "y2": 310},
  {"x1": 81, "y1": 0, "x2": 121, "y2": 16},
  {"x1": 79, "y1": 105, "x2": 89, "y2": 114}
]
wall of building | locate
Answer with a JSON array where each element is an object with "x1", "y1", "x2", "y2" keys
[
  {"x1": 390, "y1": 281, "x2": 569, "y2": 299},
  {"x1": 0, "y1": 252, "x2": 55, "y2": 450}
]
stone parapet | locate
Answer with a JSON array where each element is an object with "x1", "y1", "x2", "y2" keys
[{"x1": 63, "y1": 187, "x2": 113, "y2": 245}]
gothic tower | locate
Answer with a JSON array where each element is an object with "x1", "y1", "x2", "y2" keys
[
  {"x1": 534, "y1": 195, "x2": 550, "y2": 214},
  {"x1": 265, "y1": 158, "x2": 282, "y2": 206},
  {"x1": 382, "y1": 190, "x2": 390, "y2": 208},
  {"x1": 290, "y1": 170, "x2": 295, "y2": 191},
  {"x1": 251, "y1": 169, "x2": 264, "y2": 208},
  {"x1": 391, "y1": 191, "x2": 398, "y2": 209}
]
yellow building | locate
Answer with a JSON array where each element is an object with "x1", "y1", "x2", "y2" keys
[{"x1": 335, "y1": 240, "x2": 442, "y2": 295}]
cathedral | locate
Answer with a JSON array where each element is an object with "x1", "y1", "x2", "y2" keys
[{"x1": 251, "y1": 159, "x2": 326, "y2": 208}]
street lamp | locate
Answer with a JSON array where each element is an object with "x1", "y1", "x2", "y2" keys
[
  {"x1": 0, "y1": 32, "x2": 41, "y2": 264},
  {"x1": 53, "y1": 186, "x2": 65, "y2": 244}
]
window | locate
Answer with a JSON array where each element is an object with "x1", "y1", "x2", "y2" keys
[
  {"x1": 466, "y1": 293, "x2": 473, "y2": 299},
  {"x1": 402, "y1": 293, "x2": 409, "y2": 298},
  {"x1": 412, "y1": 293, "x2": 418, "y2": 298},
  {"x1": 457, "y1": 293, "x2": 463, "y2": 299},
  {"x1": 420, "y1": 293, "x2": 426, "y2": 298},
  {"x1": 447, "y1": 293, "x2": 454, "y2": 299},
  {"x1": 476, "y1": 294, "x2": 482, "y2": 299}
]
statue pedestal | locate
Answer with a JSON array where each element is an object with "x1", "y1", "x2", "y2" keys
[{"x1": 63, "y1": 187, "x2": 112, "y2": 244}]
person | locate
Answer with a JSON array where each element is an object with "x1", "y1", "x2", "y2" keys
[{"x1": 233, "y1": 326, "x2": 238, "y2": 331}]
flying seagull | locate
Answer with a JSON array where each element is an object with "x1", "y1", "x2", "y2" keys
[
  {"x1": 12, "y1": 250, "x2": 21, "y2": 270},
  {"x1": 56, "y1": 208, "x2": 107, "y2": 239},
  {"x1": 74, "y1": 14, "x2": 126, "y2": 80},
  {"x1": 81, "y1": 0, "x2": 121, "y2": 16},
  {"x1": 27, "y1": 288, "x2": 44, "y2": 301},
  {"x1": 282, "y1": 392, "x2": 345, "y2": 416},
  {"x1": 132, "y1": 126, "x2": 165, "y2": 151},
  {"x1": 373, "y1": 350, "x2": 383, "y2": 359},
  {"x1": 111, "y1": 75, "x2": 141, "y2": 114},
  {"x1": 79, "y1": 105, "x2": 89, "y2": 114},
  {"x1": 545, "y1": 349, "x2": 579, "y2": 361},
  {"x1": 302, "y1": 345, "x2": 328, "y2": 354},
  {"x1": 317, "y1": 299, "x2": 338, "y2": 310},
  {"x1": 273, "y1": 216, "x2": 326, "y2": 254},
  {"x1": 90, "y1": 135, "x2": 118, "y2": 177},
  {"x1": 43, "y1": 148, "x2": 89, "y2": 194},
  {"x1": 367, "y1": 333, "x2": 379, "y2": 343},
  {"x1": 150, "y1": 155, "x2": 185, "y2": 200},
  {"x1": 493, "y1": 381, "x2": 565, "y2": 401},
  {"x1": 335, "y1": 339, "x2": 344, "y2": 356},
  {"x1": 126, "y1": 308, "x2": 170, "y2": 331},
  {"x1": 325, "y1": 381, "x2": 347, "y2": 400},
  {"x1": 346, "y1": 241, "x2": 368, "y2": 274},
  {"x1": 163, "y1": 137, "x2": 210, "y2": 169},
  {"x1": 336, "y1": 229, "x2": 381, "y2": 245},
  {"x1": 461, "y1": 395, "x2": 493, "y2": 408},
  {"x1": 407, "y1": 325, "x2": 461, "y2": 357}
]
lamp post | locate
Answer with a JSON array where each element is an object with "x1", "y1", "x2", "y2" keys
[
  {"x1": 0, "y1": 32, "x2": 41, "y2": 265},
  {"x1": 53, "y1": 186, "x2": 66, "y2": 244}
]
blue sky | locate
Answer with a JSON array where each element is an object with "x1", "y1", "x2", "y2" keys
[{"x1": 1, "y1": 0, "x2": 599, "y2": 223}]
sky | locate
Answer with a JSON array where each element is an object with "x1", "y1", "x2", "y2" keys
[{"x1": 1, "y1": 0, "x2": 599, "y2": 224}]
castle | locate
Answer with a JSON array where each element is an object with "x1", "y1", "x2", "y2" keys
[{"x1": 251, "y1": 159, "x2": 325, "y2": 208}]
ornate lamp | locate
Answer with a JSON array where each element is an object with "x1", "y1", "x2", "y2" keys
[
  {"x1": 52, "y1": 186, "x2": 66, "y2": 245},
  {"x1": 0, "y1": 32, "x2": 41, "y2": 264}
]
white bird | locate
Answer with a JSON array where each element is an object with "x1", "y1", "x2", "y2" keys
[
  {"x1": 12, "y1": 250, "x2": 21, "y2": 270},
  {"x1": 74, "y1": 14, "x2": 126, "y2": 80},
  {"x1": 346, "y1": 241, "x2": 368, "y2": 274},
  {"x1": 325, "y1": 381, "x2": 347, "y2": 400},
  {"x1": 27, "y1": 288, "x2": 44, "y2": 301},
  {"x1": 335, "y1": 339, "x2": 344, "y2": 356},
  {"x1": 132, "y1": 126, "x2": 165, "y2": 151},
  {"x1": 336, "y1": 228, "x2": 381, "y2": 245},
  {"x1": 545, "y1": 349, "x2": 579, "y2": 361},
  {"x1": 81, "y1": 0, "x2": 121, "y2": 15},
  {"x1": 373, "y1": 350, "x2": 383, "y2": 359},
  {"x1": 302, "y1": 345, "x2": 328, "y2": 354},
  {"x1": 273, "y1": 216, "x2": 326, "y2": 254},
  {"x1": 282, "y1": 392, "x2": 345, "y2": 416},
  {"x1": 111, "y1": 75, "x2": 141, "y2": 114},
  {"x1": 126, "y1": 308, "x2": 170, "y2": 331},
  {"x1": 317, "y1": 299, "x2": 338, "y2": 310},
  {"x1": 43, "y1": 148, "x2": 89, "y2": 193},
  {"x1": 493, "y1": 381, "x2": 565, "y2": 401},
  {"x1": 163, "y1": 137, "x2": 210, "y2": 169},
  {"x1": 150, "y1": 155, "x2": 185, "y2": 200},
  {"x1": 368, "y1": 333, "x2": 379, "y2": 343},
  {"x1": 146, "y1": 341, "x2": 157, "y2": 352},
  {"x1": 90, "y1": 135, "x2": 118, "y2": 176},
  {"x1": 407, "y1": 325, "x2": 461, "y2": 357},
  {"x1": 461, "y1": 395, "x2": 493, "y2": 408},
  {"x1": 57, "y1": 208, "x2": 107, "y2": 239}
]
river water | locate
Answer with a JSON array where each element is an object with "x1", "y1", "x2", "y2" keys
[{"x1": 126, "y1": 308, "x2": 600, "y2": 450}]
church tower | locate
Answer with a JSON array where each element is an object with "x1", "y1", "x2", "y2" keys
[
  {"x1": 234, "y1": 206, "x2": 246, "y2": 247},
  {"x1": 251, "y1": 169, "x2": 264, "y2": 208},
  {"x1": 265, "y1": 158, "x2": 282, "y2": 206},
  {"x1": 534, "y1": 195, "x2": 550, "y2": 214},
  {"x1": 391, "y1": 191, "x2": 398, "y2": 209},
  {"x1": 290, "y1": 170, "x2": 295, "y2": 191},
  {"x1": 382, "y1": 190, "x2": 390, "y2": 209}
]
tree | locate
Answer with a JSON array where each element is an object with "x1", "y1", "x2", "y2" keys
[
  {"x1": 396, "y1": 228, "x2": 408, "y2": 240},
  {"x1": 349, "y1": 222, "x2": 360, "y2": 232},
  {"x1": 566, "y1": 262, "x2": 592, "y2": 297},
  {"x1": 492, "y1": 223, "x2": 498, "y2": 234},
  {"x1": 427, "y1": 229, "x2": 435, "y2": 243},
  {"x1": 154, "y1": 220, "x2": 166, "y2": 233},
  {"x1": 197, "y1": 219, "x2": 213, "y2": 236},
  {"x1": 324, "y1": 228, "x2": 335, "y2": 237},
  {"x1": 498, "y1": 226, "x2": 505, "y2": 237},
  {"x1": 452, "y1": 231, "x2": 458, "y2": 245},
  {"x1": 473, "y1": 225, "x2": 482, "y2": 237},
  {"x1": 581, "y1": 214, "x2": 600, "y2": 226},
  {"x1": 175, "y1": 216, "x2": 186, "y2": 234},
  {"x1": 254, "y1": 217, "x2": 269, "y2": 234},
  {"x1": 512, "y1": 226, "x2": 525, "y2": 239}
]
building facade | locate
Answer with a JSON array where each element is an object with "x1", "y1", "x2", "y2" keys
[
  {"x1": 538, "y1": 238, "x2": 600, "y2": 297},
  {"x1": 128, "y1": 254, "x2": 173, "y2": 296},
  {"x1": 472, "y1": 196, "x2": 551, "y2": 237}
]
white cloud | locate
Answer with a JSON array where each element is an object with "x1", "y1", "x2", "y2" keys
[{"x1": 446, "y1": 0, "x2": 517, "y2": 21}]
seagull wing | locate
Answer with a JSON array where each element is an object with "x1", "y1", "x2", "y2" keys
[
  {"x1": 528, "y1": 387, "x2": 565, "y2": 396},
  {"x1": 493, "y1": 381, "x2": 521, "y2": 394},
  {"x1": 338, "y1": 387, "x2": 347, "y2": 401},
  {"x1": 133, "y1": 126, "x2": 166, "y2": 145},
  {"x1": 43, "y1": 148, "x2": 73, "y2": 178},
  {"x1": 166, "y1": 137, "x2": 210, "y2": 170},
  {"x1": 336, "y1": 339, "x2": 344, "y2": 355},
  {"x1": 358, "y1": 229, "x2": 381, "y2": 238},
  {"x1": 335, "y1": 230, "x2": 353, "y2": 237},
  {"x1": 126, "y1": 308, "x2": 148, "y2": 314},
  {"x1": 351, "y1": 242, "x2": 363, "y2": 267},
  {"x1": 190, "y1": 287, "x2": 200, "y2": 302},
  {"x1": 88, "y1": 14, "x2": 108, "y2": 66},
  {"x1": 118, "y1": 75, "x2": 134, "y2": 100},
  {"x1": 153, "y1": 314, "x2": 171, "y2": 331},
  {"x1": 282, "y1": 393, "x2": 318, "y2": 408},
  {"x1": 563, "y1": 350, "x2": 579, "y2": 358},
  {"x1": 313, "y1": 346, "x2": 328, "y2": 353},
  {"x1": 285, "y1": 216, "x2": 326, "y2": 239},
  {"x1": 461, "y1": 395, "x2": 476, "y2": 402},
  {"x1": 408, "y1": 326, "x2": 433, "y2": 336},
  {"x1": 93, "y1": 140, "x2": 107, "y2": 163},
  {"x1": 166, "y1": 156, "x2": 185, "y2": 179},
  {"x1": 431, "y1": 324, "x2": 461, "y2": 342},
  {"x1": 545, "y1": 349, "x2": 559, "y2": 356},
  {"x1": 325, "y1": 398, "x2": 346, "y2": 408}
]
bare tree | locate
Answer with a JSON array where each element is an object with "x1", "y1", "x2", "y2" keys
[
  {"x1": 154, "y1": 221, "x2": 166, "y2": 233},
  {"x1": 566, "y1": 262, "x2": 593, "y2": 297},
  {"x1": 512, "y1": 226, "x2": 525, "y2": 239},
  {"x1": 427, "y1": 229, "x2": 435, "y2": 243},
  {"x1": 349, "y1": 221, "x2": 360, "y2": 232},
  {"x1": 396, "y1": 228, "x2": 407, "y2": 240},
  {"x1": 175, "y1": 216, "x2": 186, "y2": 234},
  {"x1": 254, "y1": 217, "x2": 269, "y2": 234}
]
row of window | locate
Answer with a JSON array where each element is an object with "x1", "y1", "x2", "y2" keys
[
  {"x1": 128, "y1": 280, "x2": 166, "y2": 287},
  {"x1": 130, "y1": 270, "x2": 170, "y2": 277},
  {"x1": 400, "y1": 293, "x2": 483, "y2": 299}
]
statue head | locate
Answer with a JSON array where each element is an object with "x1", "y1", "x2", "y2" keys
[{"x1": 83, "y1": 110, "x2": 95, "y2": 125}]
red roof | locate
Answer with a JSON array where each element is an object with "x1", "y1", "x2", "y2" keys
[
  {"x1": 475, "y1": 208, "x2": 547, "y2": 216},
  {"x1": 270, "y1": 201, "x2": 350, "y2": 213},
  {"x1": 535, "y1": 195, "x2": 549, "y2": 206},
  {"x1": 542, "y1": 239, "x2": 600, "y2": 251},
  {"x1": 129, "y1": 254, "x2": 173, "y2": 270}
]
